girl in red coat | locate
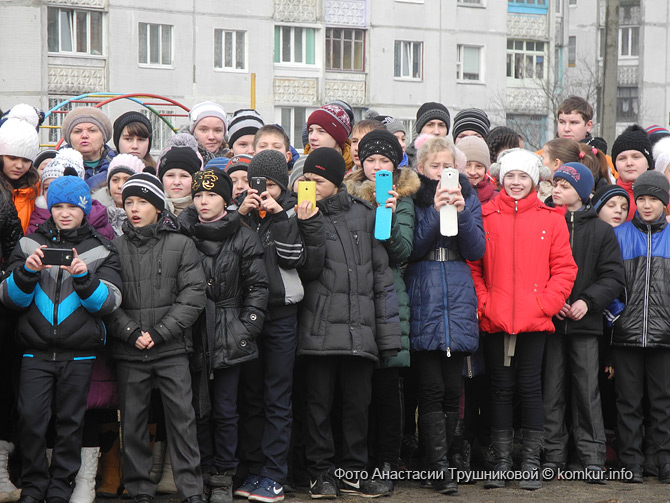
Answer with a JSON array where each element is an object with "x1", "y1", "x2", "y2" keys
[{"x1": 469, "y1": 148, "x2": 577, "y2": 490}]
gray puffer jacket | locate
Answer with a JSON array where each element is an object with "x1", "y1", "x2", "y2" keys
[
  {"x1": 105, "y1": 212, "x2": 206, "y2": 361},
  {"x1": 297, "y1": 187, "x2": 402, "y2": 362}
]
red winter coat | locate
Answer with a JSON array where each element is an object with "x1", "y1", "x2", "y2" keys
[{"x1": 468, "y1": 189, "x2": 577, "y2": 335}]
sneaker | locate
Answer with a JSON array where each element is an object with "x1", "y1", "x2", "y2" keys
[
  {"x1": 340, "y1": 477, "x2": 391, "y2": 498},
  {"x1": 234, "y1": 475, "x2": 261, "y2": 498},
  {"x1": 309, "y1": 475, "x2": 338, "y2": 499},
  {"x1": 248, "y1": 478, "x2": 284, "y2": 503}
]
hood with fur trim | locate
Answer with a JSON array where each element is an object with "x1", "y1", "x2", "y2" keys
[{"x1": 345, "y1": 167, "x2": 420, "y2": 204}]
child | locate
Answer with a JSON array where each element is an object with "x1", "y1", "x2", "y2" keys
[
  {"x1": 349, "y1": 119, "x2": 384, "y2": 171},
  {"x1": 0, "y1": 175, "x2": 122, "y2": 503},
  {"x1": 578, "y1": 144, "x2": 611, "y2": 192},
  {"x1": 372, "y1": 115, "x2": 409, "y2": 167},
  {"x1": 543, "y1": 163, "x2": 625, "y2": 481},
  {"x1": 304, "y1": 104, "x2": 354, "y2": 170},
  {"x1": 539, "y1": 138, "x2": 581, "y2": 203},
  {"x1": 299, "y1": 147, "x2": 402, "y2": 499},
  {"x1": 0, "y1": 104, "x2": 40, "y2": 231},
  {"x1": 556, "y1": 96, "x2": 593, "y2": 142},
  {"x1": 592, "y1": 185, "x2": 630, "y2": 228},
  {"x1": 404, "y1": 135, "x2": 485, "y2": 495},
  {"x1": 227, "y1": 109, "x2": 264, "y2": 156},
  {"x1": 221, "y1": 155, "x2": 252, "y2": 202},
  {"x1": 235, "y1": 150, "x2": 306, "y2": 501},
  {"x1": 452, "y1": 108, "x2": 490, "y2": 142},
  {"x1": 113, "y1": 111, "x2": 155, "y2": 169},
  {"x1": 405, "y1": 102, "x2": 451, "y2": 167},
  {"x1": 189, "y1": 101, "x2": 229, "y2": 163},
  {"x1": 612, "y1": 125, "x2": 655, "y2": 221},
  {"x1": 612, "y1": 171, "x2": 670, "y2": 484},
  {"x1": 105, "y1": 173, "x2": 206, "y2": 503},
  {"x1": 158, "y1": 146, "x2": 203, "y2": 216},
  {"x1": 459, "y1": 135, "x2": 497, "y2": 204},
  {"x1": 178, "y1": 168, "x2": 269, "y2": 503},
  {"x1": 470, "y1": 149, "x2": 577, "y2": 490},
  {"x1": 487, "y1": 126, "x2": 524, "y2": 165},
  {"x1": 254, "y1": 124, "x2": 292, "y2": 164}
]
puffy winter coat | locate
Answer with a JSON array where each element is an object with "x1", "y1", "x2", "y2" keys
[
  {"x1": 0, "y1": 218, "x2": 122, "y2": 360},
  {"x1": 105, "y1": 212, "x2": 206, "y2": 361},
  {"x1": 345, "y1": 167, "x2": 420, "y2": 368},
  {"x1": 405, "y1": 173, "x2": 485, "y2": 355},
  {"x1": 27, "y1": 195, "x2": 115, "y2": 240},
  {"x1": 613, "y1": 214, "x2": 670, "y2": 348},
  {"x1": 0, "y1": 190, "x2": 22, "y2": 269},
  {"x1": 179, "y1": 206, "x2": 269, "y2": 371},
  {"x1": 553, "y1": 207, "x2": 625, "y2": 336},
  {"x1": 297, "y1": 187, "x2": 402, "y2": 362},
  {"x1": 469, "y1": 189, "x2": 577, "y2": 335}
]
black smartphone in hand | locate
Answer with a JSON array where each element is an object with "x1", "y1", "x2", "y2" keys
[{"x1": 41, "y1": 248, "x2": 74, "y2": 266}]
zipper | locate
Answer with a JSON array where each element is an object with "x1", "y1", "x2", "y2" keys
[
  {"x1": 158, "y1": 258, "x2": 162, "y2": 275},
  {"x1": 440, "y1": 260, "x2": 452, "y2": 357},
  {"x1": 51, "y1": 267, "x2": 64, "y2": 361},
  {"x1": 466, "y1": 356, "x2": 473, "y2": 378},
  {"x1": 512, "y1": 200, "x2": 517, "y2": 335},
  {"x1": 642, "y1": 224, "x2": 651, "y2": 347}
]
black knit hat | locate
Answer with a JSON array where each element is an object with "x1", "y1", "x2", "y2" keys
[
  {"x1": 415, "y1": 102, "x2": 451, "y2": 135},
  {"x1": 248, "y1": 149, "x2": 289, "y2": 191},
  {"x1": 122, "y1": 172, "x2": 167, "y2": 212},
  {"x1": 585, "y1": 136, "x2": 608, "y2": 156},
  {"x1": 227, "y1": 109, "x2": 264, "y2": 148},
  {"x1": 611, "y1": 125, "x2": 653, "y2": 170},
  {"x1": 113, "y1": 112, "x2": 153, "y2": 152},
  {"x1": 452, "y1": 108, "x2": 490, "y2": 140},
  {"x1": 358, "y1": 129, "x2": 403, "y2": 168},
  {"x1": 591, "y1": 184, "x2": 630, "y2": 215},
  {"x1": 633, "y1": 170, "x2": 670, "y2": 207},
  {"x1": 304, "y1": 147, "x2": 346, "y2": 188},
  {"x1": 192, "y1": 167, "x2": 233, "y2": 204},
  {"x1": 158, "y1": 146, "x2": 202, "y2": 180}
]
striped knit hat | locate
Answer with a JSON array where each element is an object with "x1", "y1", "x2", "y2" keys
[
  {"x1": 227, "y1": 109, "x2": 264, "y2": 148},
  {"x1": 122, "y1": 173, "x2": 167, "y2": 212},
  {"x1": 452, "y1": 108, "x2": 490, "y2": 140}
]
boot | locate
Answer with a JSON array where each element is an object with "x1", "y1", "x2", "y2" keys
[
  {"x1": 96, "y1": 425, "x2": 122, "y2": 498},
  {"x1": 519, "y1": 430, "x2": 542, "y2": 490},
  {"x1": 69, "y1": 448, "x2": 100, "y2": 503},
  {"x1": 0, "y1": 441, "x2": 20, "y2": 503},
  {"x1": 484, "y1": 429, "x2": 513, "y2": 489},
  {"x1": 149, "y1": 442, "x2": 165, "y2": 484},
  {"x1": 208, "y1": 471, "x2": 233, "y2": 503},
  {"x1": 156, "y1": 449, "x2": 177, "y2": 494},
  {"x1": 418, "y1": 412, "x2": 457, "y2": 495},
  {"x1": 445, "y1": 413, "x2": 471, "y2": 474}
]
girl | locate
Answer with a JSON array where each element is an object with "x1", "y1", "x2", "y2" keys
[
  {"x1": 158, "y1": 146, "x2": 202, "y2": 216},
  {"x1": 612, "y1": 125, "x2": 654, "y2": 221},
  {"x1": 404, "y1": 135, "x2": 485, "y2": 495},
  {"x1": 539, "y1": 138, "x2": 581, "y2": 203},
  {"x1": 470, "y1": 148, "x2": 577, "y2": 490},
  {"x1": 113, "y1": 112, "x2": 155, "y2": 170},
  {"x1": 178, "y1": 168, "x2": 269, "y2": 503},
  {"x1": 61, "y1": 107, "x2": 116, "y2": 190},
  {"x1": 486, "y1": 126, "x2": 524, "y2": 165},
  {"x1": 459, "y1": 135, "x2": 498, "y2": 204},
  {"x1": 189, "y1": 101, "x2": 229, "y2": 163},
  {"x1": 578, "y1": 144, "x2": 611, "y2": 192},
  {"x1": 344, "y1": 129, "x2": 420, "y2": 489},
  {"x1": 0, "y1": 104, "x2": 40, "y2": 232}
]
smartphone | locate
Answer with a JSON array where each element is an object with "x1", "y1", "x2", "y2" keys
[
  {"x1": 297, "y1": 180, "x2": 317, "y2": 209},
  {"x1": 250, "y1": 176, "x2": 267, "y2": 197},
  {"x1": 41, "y1": 248, "x2": 74, "y2": 266},
  {"x1": 374, "y1": 170, "x2": 393, "y2": 241},
  {"x1": 440, "y1": 168, "x2": 459, "y2": 237}
]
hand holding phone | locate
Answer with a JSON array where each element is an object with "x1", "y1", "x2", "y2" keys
[
  {"x1": 41, "y1": 247, "x2": 75, "y2": 266},
  {"x1": 250, "y1": 177, "x2": 267, "y2": 198},
  {"x1": 439, "y1": 168, "x2": 459, "y2": 237},
  {"x1": 297, "y1": 181, "x2": 317, "y2": 210}
]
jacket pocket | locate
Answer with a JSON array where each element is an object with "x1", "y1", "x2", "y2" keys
[
  {"x1": 228, "y1": 317, "x2": 254, "y2": 355},
  {"x1": 311, "y1": 294, "x2": 329, "y2": 336}
]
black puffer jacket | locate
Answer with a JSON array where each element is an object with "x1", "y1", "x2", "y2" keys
[
  {"x1": 179, "y1": 207, "x2": 269, "y2": 372},
  {"x1": 613, "y1": 214, "x2": 670, "y2": 348},
  {"x1": 553, "y1": 207, "x2": 625, "y2": 336},
  {"x1": 106, "y1": 212, "x2": 206, "y2": 361},
  {"x1": 0, "y1": 190, "x2": 22, "y2": 271},
  {"x1": 297, "y1": 187, "x2": 402, "y2": 362}
]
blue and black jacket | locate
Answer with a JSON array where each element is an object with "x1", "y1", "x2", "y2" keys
[{"x1": 0, "y1": 218, "x2": 122, "y2": 360}]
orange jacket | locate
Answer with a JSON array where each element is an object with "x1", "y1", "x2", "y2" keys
[{"x1": 12, "y1": 185, "x2": 38, "y2": 232}]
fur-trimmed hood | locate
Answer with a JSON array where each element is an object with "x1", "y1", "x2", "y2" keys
[
  {"x1": 413, "y1": 172, "x2": 474, "y2": 207},
  {"x1": 344, "y1": 167, "x2": 420, "y2": 205}
]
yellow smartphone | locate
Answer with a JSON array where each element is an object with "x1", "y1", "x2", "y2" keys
[{"x1": 297, "y1": 181, "x2": 317, "y2": 209}]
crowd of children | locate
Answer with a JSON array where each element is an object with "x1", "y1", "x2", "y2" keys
[{"x1": 1, "y1": 94, "x2": 670, "y2": 503}]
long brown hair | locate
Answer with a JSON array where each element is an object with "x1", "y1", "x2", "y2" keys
[
  {"x1": 543, "y1": 138, "x2": 581, "y2": 164},
  {"x1": 578, "y1": 143, "x2": 610, "y2": 186},
  {"x1": 0, "y1": 157, "x2": 39, "y2": 197}
]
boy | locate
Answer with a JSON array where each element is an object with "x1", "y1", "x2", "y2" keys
[
  {"x1": 612, "y1": 125, "x2": 654, "y2": 221},
  {"x1": 349, "y1": 119, "x2": 384, "y2": 170},
  {"x1": 373, "y1": 115, "x2": 409, "y2": 166},
  {"x1": 254, "y1": 124, "x2": 292, "y2": 164},
  {"x1": 0, "y1": 175, "x2": 122, "y2": 503},
  {"x1": 557, "y1": 96, "x2": 593, "y2": 142},
  {"x1": 227, "y1": 109, "x2": 264, "y2": 156},
  {"x1": 105, "y1": 173, "x2": 206, "y2": 503},
  {"x1": 300, "y1": 147, "x2": 402, "y2": 499},
  {"x1": 452, "y1": 108, "x2": 491, "y2": 143},
  {"x1": 405, "y1": 102, "x2": 451, "y2": 167},
  {"x1": 223, "y1": 154, "x2": 252, "y2": 201},
  {"x1": 544, "y1": 163, "x2": 625, "y2": 481}
]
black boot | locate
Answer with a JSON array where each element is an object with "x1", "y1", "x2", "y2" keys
[
  {"x1": 484, "y1": 429, "x2": 513, "y2": 489},
  {"x1": 419, "y1": 411, "x2": 458, "y2": 495},
  {"x1": 519, "y1": 430, "x2": 542, "y2": 490},
  {"x1": 445, "y1": 412, "x2": 471, "y2": 475}
]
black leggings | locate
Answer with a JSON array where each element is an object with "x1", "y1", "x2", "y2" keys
[{"x1": 414, "y1": 350, "x2": 464, "y2": 415}]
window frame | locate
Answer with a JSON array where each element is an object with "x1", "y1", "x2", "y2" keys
[
  {"x1": 506, "y1": 39, "x2": 547, "y2": 82},
  {"x1": 325, "y1": 27, "x2": 365, "y2": 72},
  {"x1": 47, "y1": 7, "x2": 104, "y2": 57},
  {"x1": 456, "y1": 44, "x2": 484, "y2": 82},
  {"x1": 567, "y1": 36, "x2": 576, "y2": 67},
  {"x1": 276, "y1": 106, "x2": 309, "y2": 150},
  {"x1": 138, "y1": 22, "x2": 174, "y2": 68},
  {"x1": 393, "y1": 40, "x2": 423, "y2": 81},
  {"x1": 616, "y1": 86, "x2": 639, "y2": 122},
  {"x1": 274, "y1": 25, "x2": 317, "y2": 66},
  {"x1": 619, "y1": 25, "x2": 640, "y2": 58},
  {"x1": 457, "y1": 0, "x2": 485, "y2": 6},
  {"x1": 214, "y1": 29, "x2": 247, "y2": 72}
]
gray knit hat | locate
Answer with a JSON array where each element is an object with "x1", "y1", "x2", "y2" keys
[
  {"x1": 373, "y1": 115, "x2": 406, "y2": 136},
  {"x1": 415, "y1": 102, "x2": 451, "y2": 135},
  {"x1": 633, "y1": 170, "x2": 670, "y2": 207},
  {"x1": 62, "y1": 107, "x2": 112, "y2": 145},
  {"x1": 452, "y1": 108, "x2": 490, "y2": 140},
  {"x1": 248, "y1": 149, "x2": 289, "y2": 191}
]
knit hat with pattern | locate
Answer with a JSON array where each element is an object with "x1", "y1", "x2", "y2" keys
[
  {"x1": 452, "y1": 108, "x2": 490, "y2": 140},
  {"x1": 192, "y1": 167, "x2": 233, "y2": 204},
  {"x1": 122, "y1": 172, "x2": 166, "y2": 212},
  {"x1": 373, "y1": 115, "x2": 406, "y2": 136},
  {"x1": 358, "y1": 129, "x2": 404, "y2": 168},
  {"x1": 591, "y1": 184, "x2": 630, "y2": 215},
  {"x1": 47, "y1": 175, "x2": 92, "y2": 215},
  {"x1": 227, "y1": 109, "x2": 264, "y2": 148},
  {"x1": 490, "y1": 148, "x2": 547, "y2": 186},
  {"x1": 248, "y1": 149, "x2": 289, "y2": 191},
  {"x1": 224, "y1": 154, "x2": 253, "y2": 175},
  {"x1": 307, "y1": 104, "x2": 352, "y2": 149},
  {"x1": 42, "y1": 149, "x2": 85, "y2": 181}
]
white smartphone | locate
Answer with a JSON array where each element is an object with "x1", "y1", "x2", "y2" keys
[{"x1": 440, "y1": 168, "x2": 459, "y2": 237}]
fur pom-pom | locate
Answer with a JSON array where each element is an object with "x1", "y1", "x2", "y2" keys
[{"x1": 8, "y1": 103, "x2": 39, "y2": 128}]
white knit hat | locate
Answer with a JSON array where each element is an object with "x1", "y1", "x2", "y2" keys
[
  {"x1": 189, "y1": 101, "x2": 227, "y2": 134},
  {"x1": 489, "y1": 148, "x2": 549, "y2": 186},
  {"x1": 0, "y1": 104, "x2": 40, "y2": 161},
  {"x1": 107, "y1": 153, "x2": 146, "y2": 181},
  {"x1": 42, "y1": 149, "x2": 85, "y2": 181}
]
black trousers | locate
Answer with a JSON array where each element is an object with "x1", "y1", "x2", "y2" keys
[
  {"x1": 413, "y1": 350, "x2": 464, "y2": 415},
  {"x1": 369, "y1": 367, "x2": 402, "y2": 465},
  {"x1": 303, "y1": 356, "x2": 374, "y2": 478},
  {"x1": 483, "y1": 332, "x2": 546, "y2": 432},
  {"x1": 18, "y1": 357, "x2": 93, "y2": 501},
  {"x1": 613, "y1": 347, "x2": 670, "y2": 467},
  {"x1": 116, "y1": 355, "x2": 202, "y2": 500}
]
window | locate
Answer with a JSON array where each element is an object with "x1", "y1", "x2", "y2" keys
[
  {"x1": 394, "y1": 40, "x2": 423, "y2": 79},
  {"x1": 214, "y1": 30, "x2": 246, "y2": 71},
  {"x1": 617, "y1": 87, "x2": 638, "y2": 121},
  {"x1": 508, "y1": 0, "x2": 546, "y2": 5},
  {"x1": 142, "y1": 110, "x2": 172, "y2": 153},
  {"x1": 325, "y1": 28, "x2": 364, "y2": 72},
  {"x1": 506, "y1": 113, "x2": 547, "y2": 151},
  {"x1": 568, "y1": 36, "x2": 576, "y2": 67},
  {"x1": 274, "y1": 26, "x2": 316, "y2": 65},
  {"x1": 458, "y1": 0, "x2": 484, "y2": 5},
  {"x1": 138, "y1": 23, "x2": 173, "y2": 66},
  {"x1": 507, "y1": 0, "x2": 548, "y2": 13},
  {"x1": 569, "y1": 0, "x2": 577, "y2": 5},
  {"x1": 47, "y1": 7, "x2": 103, "y2": 55},
  {"x1": 506, "y1": 40, "x2": 546, "y2": 81},
  {"x1": 619, "y1": 26, "x2": 640, "y2": 57},
  {"x1": 456, "y1": 45, "x2": 483, "y2": 81},
  {"x1": 279, "y1": 107, "x2": 307, "y2": 148}
]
